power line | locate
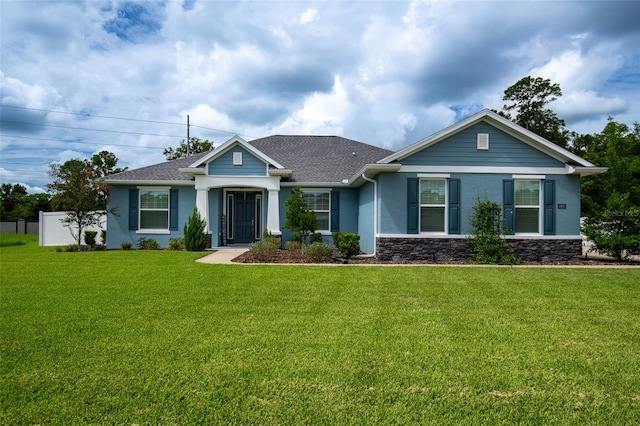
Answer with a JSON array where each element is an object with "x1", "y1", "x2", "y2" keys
[
  {"x1": 0, "y1": 134, "x2": 166, "y2": 149},
  {"x1": 0, "y1": 119, "x2": 184, "y2": 138},
  {"x1": 0, "y1": 104, "x2": 185, "y2": 126}
]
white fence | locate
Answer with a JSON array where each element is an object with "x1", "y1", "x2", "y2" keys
[{"x1": 39, "y1": 211, "x2": 106, "y2": 246}]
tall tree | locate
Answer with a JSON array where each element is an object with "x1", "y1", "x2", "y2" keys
[
  {"x1": 163, "y1": 137, "x2": 214, "y2": 160},
  {"x1": 90, "y1": 150, "x2": 128, "y2": 177},
  {"x1": 501, "y1": 76, "x2": 569, "y2": 148},
  {"x1": 0, "y1": 183, "x2": 28, "y2": 220},
  {"x1": 48, "y1": 155, "x2": 119, "y2": 247}
]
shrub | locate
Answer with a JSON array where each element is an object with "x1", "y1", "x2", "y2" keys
[
  {"x1": 184, "y1": 207, "x2": 207, "y2": 251},
  {"x1": 583, "y1": 191, "x2": 640, "y2": 261},
  {"x1": 137, "y1": 237, "x2": 160, "y2": 250},
  {"x1": 100, "y1": 230, "x2": 107, "y2": 245},
  {"x1": 249, "y1": 237, "x2": 280, "y2": 262},
  {"x1": 121, "y1": 241, "x2": 132, "y2": 250},
  {"x1": 284, "y1": 186, "x2": 318, "y2": 245},
  {"x1": 332, "y1": 232, "x2": 361, "y2": 258},
  {"x1": 84, "y1": 230, "x2": 97, "y2": 248},
  {"x1": 310, "y1": 232, "x2": 323, "y2": 244},
  {"x1": 168, "y1": 237, "x2": 185, "y2": 251},
  {"x1": 306, "y1": 242, "x2": 333, "y2": 262},
  {"x1": 285, "y1": 240, "x2": 305, "y2": 260},
  {"x1": 468, "y1": 198, "x2": 518, "y2": 264}
]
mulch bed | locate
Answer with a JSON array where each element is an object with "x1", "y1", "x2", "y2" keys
[{"x1": 232, "y1": 249, "x2": 640, "y2": 266}]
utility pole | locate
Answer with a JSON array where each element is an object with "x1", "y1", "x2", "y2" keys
[{"x1": 186, "y1": 115, "x2": 190, "y2": 156}]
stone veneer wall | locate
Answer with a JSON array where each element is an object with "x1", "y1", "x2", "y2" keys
[{"x1": 376, "y1": 237, "x2": 582, "y2": 262}]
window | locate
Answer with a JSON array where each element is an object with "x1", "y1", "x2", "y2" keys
[
  {"x1": 139, "y1": 189, "x2": 169, "y2": 230},
  {"x1": 514, "y1": 180, "x2": 540, "y2": 233},
  {"x1": 420, "y1": 179, "x2": 446, "y2": 233},
  {"x1": 303, "y1": 191, "x2": 330, "y2": 232}
]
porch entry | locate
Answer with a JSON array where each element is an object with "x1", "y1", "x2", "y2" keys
[{"x1": 226, "y1": 190, "x2": 263, "y2": 244}]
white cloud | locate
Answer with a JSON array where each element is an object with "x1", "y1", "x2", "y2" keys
[{"x1": 300, "y1": 8, "x2": 318, "y2": 25}]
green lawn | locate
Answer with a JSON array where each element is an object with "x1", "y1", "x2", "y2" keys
[{"x1": 1, "y1": 238, "x2": 639, "y2": 424}]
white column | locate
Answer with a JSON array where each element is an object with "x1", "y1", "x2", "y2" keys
[
  {"x1": 266, "y1": 189, "x2": 281, "y2": 236},
  {"x1": 196, "y1": 188, "x2": 209, "y2": 233}
]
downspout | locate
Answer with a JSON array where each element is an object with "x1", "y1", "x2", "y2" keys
[{"x1": 360, "y1": 173, "x2": 378, "y2": 258}]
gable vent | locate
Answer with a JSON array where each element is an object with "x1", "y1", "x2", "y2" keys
[{"x1": 477, "y1": 133, "x2": 489, "y2": 150}]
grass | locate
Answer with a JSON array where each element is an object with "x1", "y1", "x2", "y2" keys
[{"x1": 1, "y1": 239, "x2": 639, "y2": 424}]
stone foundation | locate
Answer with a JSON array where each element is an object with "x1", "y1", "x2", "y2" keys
[{"x1": 376, "y1": 237, "x2": 582, "y2": 262}]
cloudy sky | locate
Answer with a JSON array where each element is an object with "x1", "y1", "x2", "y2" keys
[{"x1": 1, "y1": 0, "x2": 639, "y2": 192}]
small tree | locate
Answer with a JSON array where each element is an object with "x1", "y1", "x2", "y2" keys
[
  {"x1": 184, "y1": 206, "x2": 207, "y2": 251},
  {"x1": 284, "y1": 187, "x2": 318, "y2": 245},
  {"x1": 468, "y1": 198, "x2": 518, "y2": 264},
  {"x1": 584, "y1": 192, "x2": 640, "y2": 261},
  {"x1": 48, "y1": 159, "x2": 111, "y2": 247}
]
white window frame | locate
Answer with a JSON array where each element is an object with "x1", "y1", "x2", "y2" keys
[
  {"x1": 302, "y1": 189, "x2": 331, "y2": 233},
  {"x1": 233, "y1": 151, "x2": 243, "y2": 166},
  {"x1": 477, "y1": 133, "x2": 489, "y2": 150},
  {"x1": 138, "y1": 187, "x2": 170, "y2": 234},
  {"x1": 419, "y1": 178, "x2": 448, "y2": 234},
  {"x1": 514, "y1": 178, "x2": 542, "y2": 235}
]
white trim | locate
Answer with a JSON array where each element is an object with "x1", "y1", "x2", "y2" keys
[
  {"x1": 417, "y1": 173, "x2": 450, "y2": 178},
  {"x1": 104, "y1": 180, "x2": 194, "y2": 187},
  {"x1": 137, "y1": 185, "x2": 170, "y2": 190},
  {"x1": 136, "y1": 229, "x2": 170, "y2": 235},
  {"x1": 399, "y1": 165, "x2": 568, "y2": 175},
  {"x1": 418, "y1": 177, "x2": 448, "y2": 234},
  {"x1": 513, "y1": 175, "x2": 545, "y2": 179}
]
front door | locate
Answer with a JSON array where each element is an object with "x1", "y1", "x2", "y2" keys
[{"x1": 234, "y1": 192, "x2": 255, "y2": 243}]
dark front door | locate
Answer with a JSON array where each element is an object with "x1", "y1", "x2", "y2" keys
[{"x1": 234, "y1": 192, "x2": 255, "y2": 243}]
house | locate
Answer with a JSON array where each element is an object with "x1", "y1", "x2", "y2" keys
[{"x1": 104, "y1": 109, "x2": 606, "y2": 261}]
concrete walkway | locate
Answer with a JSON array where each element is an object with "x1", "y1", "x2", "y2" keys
[{"x1": 196, "y1": 249, "x2": 248, "y2": 264}]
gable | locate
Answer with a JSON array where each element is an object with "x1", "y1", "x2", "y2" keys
[
  {"x1": 207, "y1": 143, "x2": 268, "y2": 176},
  {"x1": 400, "y1": 122, "x2": 565, "y2": 168}
]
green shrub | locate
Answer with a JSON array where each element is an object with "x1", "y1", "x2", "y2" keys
[
  {"x1": 168, "y1": 237, "x2": 185, "y2": 251},
  {"x1": 100, "y1": 230, "x2": 107, "y2": 245},
  {"x1": 84, "y1": 230, "x2": 97, "y2": 247},
  {"x1": 249, "y1": 237, "x2": 280, "y2": 262},
  {"x1": 137, "y1": 237, "x2": 160, "y2": 250},
  {"x1": 285, "y1": 240, "x2": 305, "y2": 260},
  {"x1": 121, "y1": 241, "x2": 132, "y2": 250},
  {"x1": 64, "y1": 244, "x2": 79, "y2": 252},
  {"x1": 468, "y1": 198, "x2": 518, "y2": 264},
  {"x1": 184, "y1": 207, "x2": 207, "y2": 251},
  {"x1": 332, "y1": 232, "x2": 361, "y2": 258},
  {"x1": 306, "y1": 242, "x2": 333, "y2": 262},
  {"x1": 310, "y1": 232, "x2": 323, "y2": 244}
]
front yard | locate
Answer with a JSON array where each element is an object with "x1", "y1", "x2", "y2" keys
[{"x1": 1, "y1": 238, "x2": 639, "y2": 424}]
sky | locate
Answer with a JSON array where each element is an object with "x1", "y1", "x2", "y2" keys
[{"x1": 1, "y1": 0, "x2": 639, "y2": 193}]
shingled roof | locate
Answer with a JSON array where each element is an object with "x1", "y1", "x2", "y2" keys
[
  {"x1": 247, "y1": 135, "x2": 393, "y2": 183},
  {"x1": 106, "y1": 135, "x2": 394, "y2": 184}
]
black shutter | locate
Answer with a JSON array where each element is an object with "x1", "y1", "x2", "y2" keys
[
  {"x1": 128, "y1": 188, "x2": 139, "y2": 230},
  {"x1": 448, "y1": 178, "x2": 461, "y2": 234},
  {"x1": 330, "y1": 190, "x2": 340, "y2": 233},
  {"x1": 407, "y1": 178, "x2": 419, "y2": 234},
  {"x1": 169, "y1": 189, "x2": 179, "y2": 230},
  {"x1": 544, "y1": 180, "x2": 555, "y2": 235},
  {"x1": 503, "y1": 180, "x2": 514, "y2": 234}
]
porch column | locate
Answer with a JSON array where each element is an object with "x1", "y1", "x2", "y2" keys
[
  {"x1": 196, "y1": 188, "x2": 209, "y2": 233},
  {"x1": 266, "y1": 189, "x2": 281, "y2": 236}
]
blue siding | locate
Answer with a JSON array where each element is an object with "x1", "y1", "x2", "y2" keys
[
  {"x1": 378, "y1": 172, "x2": 581, "y2": 236},
  {"x1": 401, "y1": 123, "x2": 565, "y2": 168},
  {"x1": 106, "y1": 185, "x2": 196, "y2": 249},
  {"x1": 208, "y1": 145, "x2": 267, "y2": 176},
  {"x1": 357, "y1": 182, "x2": 375, "y2": 254}
]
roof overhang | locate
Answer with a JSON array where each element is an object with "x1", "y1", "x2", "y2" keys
[
  {"x1": 102, "y1": 180, "x2": 195, "y2": 187},
  {"x1": 268, "y1": 169, "x2": 292, "y2": 178},
  {"x1": 178, "y1": 167, "x2": 206, "y2": 176},
  {"x1": 568, "y1": 166, "x2": 609, "y2": 176},
  {"x1": 349, "y1": 163, "x2": 402, "y2": 186}
]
